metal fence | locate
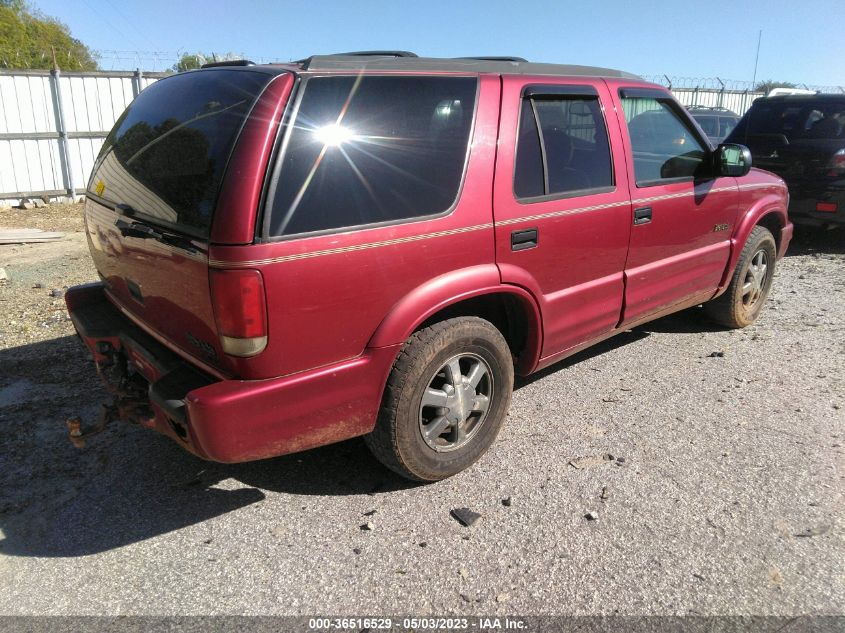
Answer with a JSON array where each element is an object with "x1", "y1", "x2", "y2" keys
[
  {"x1": 1, "y1": 68, "x2": 843, "y2": 205},
  {"x1": 0, "y1": 69, "x2": 166, "y2": 205}
]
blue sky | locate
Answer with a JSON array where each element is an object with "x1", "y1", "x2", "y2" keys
[{"x1": 36, "y1": 0, "x2": 845, "y2": 87}]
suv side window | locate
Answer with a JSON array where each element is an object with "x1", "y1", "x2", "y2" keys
[
  {"x1": 265, "y1": 76, "x2": 477, "y2": 238},
  {"x1": 621, "y1": 95, "x2": 707, "y2": 185},
  {"x1": 514, "y1": 89, "x2": 613, "y2": 200}
]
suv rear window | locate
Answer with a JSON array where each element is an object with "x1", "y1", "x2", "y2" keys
[
  {"x1": 88, "y1": 70, "x2": 272, "y2": 237},
  {"x1": 265, "y1": 76, "x2": 477, "y2": 238},
  {"x1": 732, "y1": 100, "x2": 845, "y2": 142}
]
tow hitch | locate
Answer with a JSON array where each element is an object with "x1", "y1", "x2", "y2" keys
[{"x1": 66, "y1": 344, "x2": 155, "y2": 448}]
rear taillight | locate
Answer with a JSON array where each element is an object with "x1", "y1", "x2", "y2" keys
[
  {"x1": 209, "y1": 269, "x2": 268, "y2": 357},
  {"x1": 816, "y1": 202, "x2": 838, "y2": 213},
  {"x1": 828, "y1": 149, "x2": 845, "y2": 176}
]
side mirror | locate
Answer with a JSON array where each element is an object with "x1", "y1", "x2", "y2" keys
[{"x1": 716, "y1": 143, "x2": 752, "y2": 177}]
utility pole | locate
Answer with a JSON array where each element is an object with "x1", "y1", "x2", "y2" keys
[{"x1": 751, "y1": 30, "x2": 762, "y2": 90}]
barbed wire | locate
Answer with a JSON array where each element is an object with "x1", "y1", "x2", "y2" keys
[
  {"x1": 94, "y1": 50, "x2": 292, "y2": 71},
  {"x1": 5, "y1": 48, "x2": 845, "y2": 93},
  {"x1": 641, "y1": 75, "x2": 845, "y2": 94}
]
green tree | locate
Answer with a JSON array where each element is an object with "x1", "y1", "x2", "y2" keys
[
  {"x1": 754, "y1": 80, "x2": 797, "y2": 94},
  {"x1": 0, "y1": 0, "x2": 98, "y2": 70},
  {"x1": 172, "y1": 53, "x2": 206, "y2": 72},
  {"x1": 172, "y1": 51, "x2": 246, "y2": 72}
]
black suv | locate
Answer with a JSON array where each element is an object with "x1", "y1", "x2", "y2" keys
[{"x1": 727, "y1": 94, "x2": 845, "y2": 227}]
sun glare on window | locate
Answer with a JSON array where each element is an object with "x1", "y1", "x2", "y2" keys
[{"x1": 314, "y1": 124, "x2": 358, "y2": 147}]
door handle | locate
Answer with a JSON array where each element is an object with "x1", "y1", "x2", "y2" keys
[
  {"x1": 511, "y1": 228, "x2": 538, "y2": 251},
  {"x1": 633, "y1": 206, "x2": 652, "y2": 225}
]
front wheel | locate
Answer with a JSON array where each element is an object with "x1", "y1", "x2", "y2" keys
[
  {"x1": 365, "y1": 317, "x2": 514, "y2": 481},
  {"x1": 705, "y1": 225, "x2": 777, "y2": 328}
]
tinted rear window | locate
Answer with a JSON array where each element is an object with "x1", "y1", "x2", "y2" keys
[
  {"x1": 730, "y1": 100, "x2": 845, "y2": 142},
  {"x1": 266, "y1": 75, "x2": 477, "y2": 237},
  {"x1": 89, "y1": 70, "x2": 272, "y2": 237}
]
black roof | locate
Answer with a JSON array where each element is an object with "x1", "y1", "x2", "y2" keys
[{"x1": 293, "y1": 54, "x2": 641, "y2": 79}]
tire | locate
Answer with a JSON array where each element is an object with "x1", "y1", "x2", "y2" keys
[
  {"x1": 704, "y1": 225, "x2": 777, "y2": 328},
  {"x1": 365, "y1": 317, "x2": 514, "y2": 481}
]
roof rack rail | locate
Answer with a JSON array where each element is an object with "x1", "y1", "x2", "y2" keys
[
  {"x1": 456, "y1": 56, "x2": 528, "y2": 62},
  {"x1": 334, "y1": 50, "x2": 418, "y2": 58},
  {"x1": 296, "y1": 51, "x2": 418, "y2": 70},
  {"x1": 686, "y1": 105, "x2": 734, "y2": 112},
  {"x1": 200, "y1": 59, "x2": 255, "y2": 68}
]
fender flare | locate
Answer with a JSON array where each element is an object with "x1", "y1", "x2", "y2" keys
[
  {"x1": 367, "y1": 264, "x2": 544, "y2": 374},
  {"x1": 719, "y1": 197, "x2": 788, "y2": 290}
]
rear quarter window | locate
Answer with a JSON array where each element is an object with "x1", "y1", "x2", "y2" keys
[
  {"x1": 265, "y1": 75, "x2": 478, "y2": 238},
  {"x1": 89, "y1": 70, "x2": 272, "y2": 237}
]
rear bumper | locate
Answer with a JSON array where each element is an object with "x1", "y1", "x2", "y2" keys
[
  {"x1": 788, "y1": 185, "x2": 845, "y2": 227},
  {"x1": 66, "y1": 283, "x2": 398, "y2": 462}
]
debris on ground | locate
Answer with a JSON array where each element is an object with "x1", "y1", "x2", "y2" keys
[
  {"x1": 708, "y1": 351, "x2": 726, "y2": 358},
  {"x1": 450, "y1": 507, "x2": 481, "y2": 527},
  {"x1": 360, "y1": 522, "x2": 374, "y2": 531},
  {"x1": 794, "y1": 525, "x2": 831, "y2": 537},
  {"x1": 569, "y1": 454, "x2": 614, "y2": 469},
  {"x1": 600, "y1": 487, "x2": 609, "y2": 501},
  {"x1": 769, "y1": 566, "x2": 784, "y2": 588},
  {"x1": 496, "y1": 593, "x2": 510, "y2": 603},
  {"x1": 501, "y1": 496, "x2": 512, "y2": 507},
  {"x1": 584, "y1": 511, "x2": 599, "y2": 521},
  {"x1": 0, "y1": 268, "x2": 7, "y2": 283}
]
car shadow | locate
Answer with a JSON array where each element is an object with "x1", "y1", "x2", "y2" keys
[
  {"x1": 785, "y1": 226, "x2": 845, "y2": 257},
  {"x1": 0, "y1": 302, "x2": 722, "y2": 557},
  {"x1": 633, "y1": 305, "x2": 729, "y2": 334},
  {"x1": 0, "y1": 336, "x2": 418, "y2": 558}
]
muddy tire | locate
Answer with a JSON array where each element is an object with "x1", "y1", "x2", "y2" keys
[
  {"x1": 365, "y1": 317, "x2": 514, "y2": 481},
  {"x1": 705, "y1": 225, "x2": 777, "y2": 328}
]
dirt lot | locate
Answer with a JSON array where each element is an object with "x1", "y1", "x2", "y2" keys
[{"x1": 0, "y1": 203, "x2": 842, "y2": 616}]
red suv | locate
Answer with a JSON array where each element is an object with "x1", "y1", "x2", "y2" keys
[{"x1": 66, "y1": 53, "x2": 792, "y2": 481}]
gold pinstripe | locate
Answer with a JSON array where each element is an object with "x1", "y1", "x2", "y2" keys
[
  {"x1": 209, "y1": 181, "x2": 782, "y2": 268},
  {"x1": 495, "y1": 199, "x2": 630, "y2": 226},
  {"x1": 210, "y1": 223, "x2": 495, "y2": 268}
]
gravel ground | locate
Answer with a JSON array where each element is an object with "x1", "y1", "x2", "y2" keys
[{"x1": 0, "y1": 204, "x2": 842, "y2": 617}]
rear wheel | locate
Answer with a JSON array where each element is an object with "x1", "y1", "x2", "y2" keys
[
  {"x1": 365, "y1": 317, "x2": 514, "y2": 481},
  {"x1": 705, "y1": 225, "x2": 777, "y2": 328}
]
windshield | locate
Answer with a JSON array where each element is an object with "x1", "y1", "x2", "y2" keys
[{"x1": 88, "y1": 70, "x2": 272, "y2": 237}]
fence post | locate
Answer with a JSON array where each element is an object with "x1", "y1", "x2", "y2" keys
[
  {"x1": 49, "y1": 68, "x2": 75, "y2": 199},
  {"x1": 132, "y1": 68, "x2": 143, "y2": 98},
  {"x1": 716, "y1": 77, "x2": 725, "y2": 109}
]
